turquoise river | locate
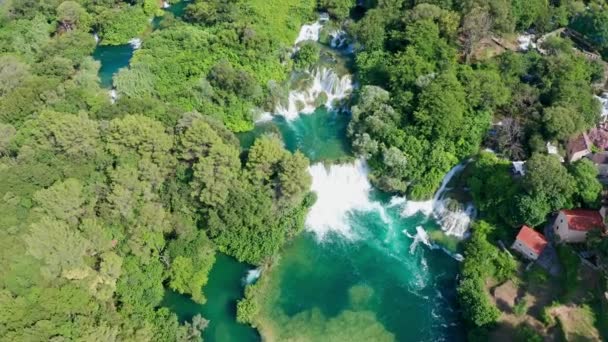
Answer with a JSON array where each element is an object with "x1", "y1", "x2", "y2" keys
[
  {"x1": 164, "y1": 107, "x2": 465, "y2": 342},
  {"x1": 92, "y1": 4, "x2": 466, "y2": 340}
]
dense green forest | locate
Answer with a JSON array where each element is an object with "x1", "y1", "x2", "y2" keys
[
  {"x1": 3, "y1": 0, "x2": 608, "y2": 340},
  {"x1": 346, "y1": 0, "x2": 607, "y2": 339},
  {"x1": 0, "y1": 0, "x2": 314, "y2": 340},
  {"x1": 347, "y1": 0, "x2": 603, "y2": 200}
]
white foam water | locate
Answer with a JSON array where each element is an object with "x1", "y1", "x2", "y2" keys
[
  {"x1": 401, "y1": 163, "x2": 475, "y2": 239},
  {"x1": 402, "y1": 200, "x2": 433, "y2": 217},
  {"x1": 243, "y1": 268, "x2": 261, "y2": 285},
  {"x1": 595, "y1": 93, "x2": 608, "y2": 122},
  {"x1": 128, "y1": 38, "x2": 142, "y2": 49},
  {"x1": 387, "y1": 196, "x2": 406, "y2": 207},
  {"x1": 275, "y1": 67, "x2": 353, "y2": 120},
  {"x1": 306, "y1": 159, "x2": 384, "y2": 239},
  {"x1": 407, "y1": 226, "x2": 439, "y2": 254},
  {"x1": 93, "y1": 33, "x2": 100, "y2": 44},
  {"x1": 329, "y1": 30, "x2": 348, "y2": 49},
  {"x1": 254, "y1": 111, "x2": 274, "y2": 123},
  {"x1": 109, "y1": 89, "x2": 118, "y2": 104},
  {"x1": 517, "y1": 34, "x2": 536, "y2": 51},
  {"x1": 162, "y1": 1, "x2": 170, "y2": 8},
  {"x1": 294, "y1": 21, "x2": 324, "y2": 45}
]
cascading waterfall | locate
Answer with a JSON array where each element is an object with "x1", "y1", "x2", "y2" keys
[
  {"x1": 109, "y1": 89, "x2": 118, "y2": 104},
  {"x1": 275, "y1": 67, "x2": 353, "y2": 120},
  {"x1": 271, "y1": 14, "x2": 353, "y2": 120},
  {"x1": 93, "y1": 33, "x2": 100, "y2": 44},
  {"x1": 254, "y1": 111, "x2": 274, "y2": 123},
  {"x1": 162, "y1": 1, "x2": 170, "y2": 8},
  {"x1": 235, "y1": 12, "x2": 465, "y2": 339},
  {"x1": 295, "y1": 21, "x2": 324, "y2": 45},
  {"x1": 401, "y1": 163, "x2": 475, "y2": 239},
  {"x1": 595, "y1": 93, "x2": 608, "y2": 121},
  {"x1": 128, "y1": 38, "x2": 142, "y2": 49},
  {"x1": 329, "y1": 30, "x2": 348, "y2": 49},
  {"x1": 243, "y1": 268, "x2": 261, "y2": 285},
  {"x1": 306, "y1": 159, "x2": 386, "y2": 239}
]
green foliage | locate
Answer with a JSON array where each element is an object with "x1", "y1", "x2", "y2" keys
[
  {"x1": 348, "y1": 6, "x2": 510, "y2": 199},
  {"x1": 569, "y1": 159, "x2": 602, "y2": 207},
  {"x1": 206, "y1": 135, "x2": 312, "y2": 264},
  {"x1": 97, "y1": 5, "x2": 148, "y2": 45},
  {"x1": 111, "y1": 0, "x2": 316, "y2": 130},
  {"x1": 570, "y1": 5, "x2": 608, "y2": 55},
  {"x1": 457, "y1": 277, "x2": 500, "y2": 327},
  {"x1": 294, "y1": 42, "x2": 320, "y2": 69},
  {"x1": 56, "y1": 1, "x2": 91, "y2": 32},
  {"x1": 513, "y1": 299, "x2": 528, "y2": 317},
  {"x1": 557, "y1": 245, "x2": 581, "y2": 298},
  {"x1": 467, "y1": 152, "x2": 520, "y2": 226},
  {"x1": 515, "y1": 323, "x2": 543, "y2": 342},
  {"x1": 143, "y1": 0, "x2": 164, "y2": 16},
  {"x1": 521, "y1": 154, "x2": 575, "y2": 219},
  {"x1": 167, "y1": 231, "x2": 216, "y2": 304},
  {"x1": 458, "y1": 221, "x2": 516, "y2": 327},
  {"x1": 0, "y1": 1, "x2": 319, "y2": 340},
  {"x1": 0, "y1": 100, "x2": 311, "y2": 341},
  {"x1": 237, "y1": 282, "x2": 262, "y2": 324},
  {"x1": 319, "y1": 0, "x2": 354, "y2": 20}
]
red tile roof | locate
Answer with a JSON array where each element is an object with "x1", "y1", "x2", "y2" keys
[
  {"x1": 515, "y1": 225, "x2": 548, "y2": 256},
  {"x1": 567, "y1": 133, "x2": 591, "y2": 155},
  {"x1": 562, "y1": 209, "x2": 604, "y2": 231}
]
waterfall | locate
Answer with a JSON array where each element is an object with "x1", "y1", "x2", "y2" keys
[
  {"x1": 162, "y1": 1, "x2": 170, "y2": 8},
  {"x1": 401, "y1": 163, "x2": 475, "y2": 239},
  {"x1": 294, "y1": 16, "x2": 326, "y2": 45},
  {"x1": 329, "y1": 30, "x2": 348, "y2": 49},
  {"x1": 595, "y1": 93, "x2": 608, "y2": 122},
  {"x1": 401, "y1": 199, "x2": 433, "y2": 217},
  {"x1": 431, "y1": 163, "x2": 475, "y2": 238},
  {"x1": 275, "y1": 67, "x2": 353, "y2": 120},
  {"x1": 254, "y1": 111, "x2": 274, "y2": 123},
  {"x1": 109, "y1": 89, "x2": 118, "y2": 104},
  {"x1": 267, "y1": 13, "x2": 353, "y2": 120},
  {"x1": 306, "y1": 159, "x2": 385, "y2": 239},
  {"x1": 128, "y1": 38, "x2": 142, "y2": 49},
  {"x1": 243, "y1": 268, "x2": 261, "y2": 285},
  {"x1": 517, "y1": 34, "x2": 536, "y2": 51},
  {"x1": 93, "y1": 33, "x2": 100, "y2": 44}
]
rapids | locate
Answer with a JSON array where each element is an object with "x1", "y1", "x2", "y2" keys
[
  {"x1": 275, "y1": 67, "x2": 353, "y2": 120},
  {"x1": 294, "y1": 21, "x2": 324, "y2": 45},
  {"x1": 401, "y1": 163, "x2": 475, "y2": 238},
  {"x1": 164, "y1": 12, "x2": 468, "y2": 342},
  {"x1": 305, "y1": 160, "x2": 383, "y2": 239}
]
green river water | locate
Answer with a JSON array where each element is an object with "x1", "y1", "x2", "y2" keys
[
  {"x1": 93, "y1": 0, "x2": 190, "y2": 88},
  {"x1": 92, "y1": 5, "x2": 466, "y2": 340},
  {"x1": 162, "y1": 107, "x2": 465, "y2": 341}
]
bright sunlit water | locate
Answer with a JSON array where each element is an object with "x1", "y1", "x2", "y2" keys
[
  {"x1": 92, "y1": 45, "x2": 134, "y2": 88},
  {"x1": 152, "y1": 10, "x2": 465, "y2": 340},
  {"x1": 239, "y1": 107, "x2": 350, "y2": 163},
  {"x1": 163, "y1": 108, "x2": 465, "y2": 341}
]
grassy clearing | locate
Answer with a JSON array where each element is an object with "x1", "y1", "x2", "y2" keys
[
  {"x1": 550, "y1": 305, "x2": 601, "y2": 341},
  {"x1": 557, "y1": 245, "x2": 581, "y2": 299}
]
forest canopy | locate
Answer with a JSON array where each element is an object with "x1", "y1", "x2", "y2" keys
[{"x1": 0, "y1": 0, "x2": 315, "y2": 340}]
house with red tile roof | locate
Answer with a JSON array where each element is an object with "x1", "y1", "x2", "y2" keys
[
  {"x1": 512, "y1": 225, "x2": 548, "y2": 260},
  {"x1": 553, "y1": 209, "x2": 604, "y2": 243},
  {"x1": 566, "y1": 133, "x2": 592, "y2": 162}
]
